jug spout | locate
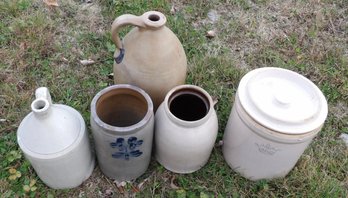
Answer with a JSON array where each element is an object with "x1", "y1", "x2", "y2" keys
[{"x1": 31, "y1": 87, "x2": 52, "y2": 118}]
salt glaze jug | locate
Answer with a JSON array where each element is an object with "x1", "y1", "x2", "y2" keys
[
  {"x1": 17, "y1": 87, "x2": 95, "y2": 189},
  {"x1": 155, "y1": 85, "x2": 218, "y2": 173},
  {"x1": 112, "y1": 11, "x2": 187, "y2": 110},
  {"x1": 223, "y1": 67, "x2": 328, "y2": 180},
  {"x1": 90, "y1": 84, "x2": 154, "y2": 181}
]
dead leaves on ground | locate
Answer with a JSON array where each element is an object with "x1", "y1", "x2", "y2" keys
[{"x1": 43, "y1": 0, "x2": 59, "y2": 7}]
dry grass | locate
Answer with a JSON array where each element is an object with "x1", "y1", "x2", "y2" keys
[{"x1": 0, "y1": 0, "x2": 347, "y2": 197}]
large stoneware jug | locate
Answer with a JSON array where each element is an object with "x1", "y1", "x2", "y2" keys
[
  {"x1": 90, "y1": 84, "x2": 154, "y2": 181},
  {"x1": 112, "y1": 11, "x2": 187, "y2": 110},
  {"x1": 155, "y1": 85, "x2": 218, "y2": 173},
  {"x1": 17, "y1": 87, "x2": 95, "y2": 189}
]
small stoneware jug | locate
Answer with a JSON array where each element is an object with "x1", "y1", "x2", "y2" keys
[
  {"x1": 112, "y1": 11, "x2": 187, "y2": 110},
  {"x1": 90, "y1": 84, "x2": 154, "y2": 181},
  {"x1": 155, "y1": 85, "x2": 218, "y2": 173},
  {"x1": 17, "y1": 87, "x2": 95, "y2": 189}
]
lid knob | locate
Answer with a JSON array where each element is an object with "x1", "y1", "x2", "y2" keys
[{"x1": 274, "y1": 89, "x2": 292, "y2": 107}]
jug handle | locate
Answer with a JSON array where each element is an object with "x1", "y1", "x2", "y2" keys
[
  {"x1": 111, "y1": 14, "x2": 146, "y2": 64},
  {"x1": 111, "y1": 11, "x2": 166, "y2": 64}
]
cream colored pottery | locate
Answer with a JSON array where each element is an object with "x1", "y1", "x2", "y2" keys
[
  {"x1": 155, "y1": 85, "x2": 218, "y2": 173},
  {"x1": 223, "y1": 67, "x2": 328, "y2": 181},
  {"x1": 90, "y1": 84, "x2": 154, "y2": 181},
  {"x1": 17, "y1": 87, "x2": 95, "y2": 189},
  {"x1": 112, "y1": 11, "x2": 187, "y2": 110}
]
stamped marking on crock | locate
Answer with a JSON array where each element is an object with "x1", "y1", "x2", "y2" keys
[
  {"x1": 110, "y1": 137, "x2": 143, "y2": 160},
  {"x1": 255, "y1": 143, "x2": 280, "y2": 155}
]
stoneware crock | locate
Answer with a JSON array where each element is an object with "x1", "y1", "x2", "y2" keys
[
  {"x1": 155, "y1": 85, "x2": 218, "y2": 173},
  {"x1": 90, "y1": 84, "x2": 154, "y2": 181},
  {"x1": 223, "y1": 67, "x2": 328, "y2": 180}
]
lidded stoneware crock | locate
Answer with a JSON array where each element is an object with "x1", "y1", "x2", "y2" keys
[
  {"x1": 17, "y1": 87, "x2": 95, "y2": 189},
  {"x1": 155, "y1": 85, "x2": 218, "y2": 173},
  {"x1": 112, "y1": 11, "x2": 187, "y2": 110},
  {"x1": 223, "y1": 67, "x2": 328, "y2": 180}
]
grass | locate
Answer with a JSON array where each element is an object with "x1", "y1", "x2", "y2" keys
[{"x1": 0, "y1": 0, "x2": 347, "y2": 197}]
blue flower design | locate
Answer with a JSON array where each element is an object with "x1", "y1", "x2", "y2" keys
[{"x1": 110, "y1": 137, "x2": 143, "y2": 160}]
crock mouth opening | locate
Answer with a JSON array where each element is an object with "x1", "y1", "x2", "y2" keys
[
  {"x1": 93, "y1": 85, "x2": 153, "y2": 130},
  {"x1": 167, "y1": 87, "x2": 210, "y2": 122}
]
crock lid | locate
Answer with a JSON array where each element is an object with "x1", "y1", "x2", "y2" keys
[
  {"x1": 17, "y1": 87, "x2": 83, "y2": 156},
  {"x1": 238, "y1": 67, "x2": 328, "y2": 134}
]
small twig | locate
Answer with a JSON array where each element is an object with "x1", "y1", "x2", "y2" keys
[
  {"x1": 104, "y1": 175, "x2": 123, "y2": 194},
  {"x1": 328, "y1": 16, "x2": 336, "y2": 34}
]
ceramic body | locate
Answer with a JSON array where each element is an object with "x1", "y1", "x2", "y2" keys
[
  {"x1": 112, "y1": 11, "x2": 187, "y2": 110},
  {"x1": 223, "y1": 67, "x2": 328, "y2": 180},
  {"x1": 17, "y1": 87, "x2": 95, "y2": 189},
  {"x1": 91, "y1": 85, "x2": 154, "y2": 181},
  {"x1": 155, "y1": 85, "x2": 218, "y2": 173}
]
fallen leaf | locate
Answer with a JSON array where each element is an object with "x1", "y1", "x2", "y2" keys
[
  {"x1": 15, "y1": 171, "x2": 21, "y2": 178},
  {"x1": 114, "y1": 180, "x2": 126, "y2": 188},
  {"x1": 170, "y1": 4, "x2": 177, "y2": 15},
  {"x1": 176, "y1": 189, "x2": 186, "y2": 198},
  {"x1": 206, "y1": 30, "x2": 216, "y2": 39},
  {"x1": 108, "y1": 73, "x2": 114, "y2": 79},
  {"x1": 19, "y1": 42, "x2": 27, "y2": 50},
  {"x1": 8, "y1": 168, "x2": 16, "y2": 174},
  {"x1": 104, "y1": 189, "x2": 113, "y2": 196},
  {"x1": 170, "y1": 176, "x2": 179, "y2": 189},
  {"x1": 80, "y1": 59, "x2": 96, "y2": 66},
  {"x1": 212, "y1": 97, "x2": 218, "y2": 105},
  {"x1": 29, "y1": 179, "x2": 36, "y2": 187},
  {"x1": 23, "y1": 185, "x2": 31, "y2": 192},
  {"x1": 339, "y1": 133, "x2": 348, "y2": 146},
  {"x1": 8, "y1": 175, "x2": 17, "y2": 181},
  {"x1": 137, "y1": 180, "x2": 147, "y2": 190},
  {"x1": 43, "y1": 0, "x2": 59, "y2": 7},
  {"x1": 61, "y1": 57, "x2": 69, "y2": 62},
  {"x1": 131, "y1": 184, "x2": 140, "y2": 193},
  {"x1": 215, "y1": 140, "x2": 224, "y2": 147},
  {"x1": 207, "y1": 10, "x2": 219, "y2": 23},
  {"x1": 78, "y1": 191, "x2": 86, "y2": 198},
  {"x1": 200, "y1": 192, "x2": 211, "y2": 198}
]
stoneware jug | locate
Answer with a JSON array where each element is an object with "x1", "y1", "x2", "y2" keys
[
  {"x1": 112, "y1": 11, "x2": 187, "y2": 110},
  {"x1": 17, "y1": 87, "x2": 95, "y2": 189},
  {"x1": 155, "y1": 85, "x2": 218, "y2": 173},
  {"x1": 90, "y1": 84, "x2": 154, "y2": 181},
  {"x1": 223, "y1": 67, "x2": 328, "y2": 180}
]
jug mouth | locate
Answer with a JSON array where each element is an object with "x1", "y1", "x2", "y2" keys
[
  {"x1": 142, "y1": 11, "x2": 166, "y2": 28},
  {"x1": 91, "y1": 84, "x2": 153, "y2": 133},
  {"x1": 164, "y1": 85, "x2": 213, "y2": 127}
]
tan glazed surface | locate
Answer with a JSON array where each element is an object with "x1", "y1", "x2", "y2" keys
[{"x1": 112, "y1": 11, "x2": 187, "y2": 110}]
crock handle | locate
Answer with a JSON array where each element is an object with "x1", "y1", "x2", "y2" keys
[{"x1": 111, "y1": 14, "x2": 146, "y2": 64}]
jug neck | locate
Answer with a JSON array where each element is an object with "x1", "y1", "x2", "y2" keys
[
  {"x1": 141, "y1": 11, "x2": 166, "y2": 29},
  {"x1": 31, "y1": 87, "x2": 53, "y2": 119},
  {"x1": 31, "y1": 98, "x2": 52, "y2": 119}
]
